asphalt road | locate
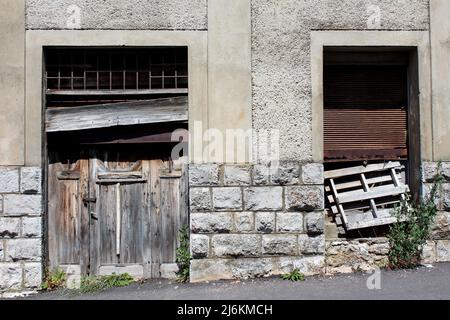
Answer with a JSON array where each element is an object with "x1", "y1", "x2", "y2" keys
[{"x1": 23, "y1": 263, "x2": 450, "y2": 300}]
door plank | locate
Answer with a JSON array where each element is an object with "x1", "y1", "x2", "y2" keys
[
  {"x1": 120, "y1": 183, "x2": 144, "y2": 264},
  {"x1": 98, "y1": 183, "x2": 119, "y2": 265},
  {"x1": 160, "y1": 176, "x2": 180, "y2": 263},
  {"x1": 149, "y1": 159, "x2": 163, "y2": 277}
]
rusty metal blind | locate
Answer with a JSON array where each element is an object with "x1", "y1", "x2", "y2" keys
[{"x1": 324, "y1": 65, "x2": 408, "y2": 162}]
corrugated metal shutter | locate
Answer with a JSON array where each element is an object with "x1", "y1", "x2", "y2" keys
[{"x1": 324, "y1": 65, "x2": 408, "y2": 162}]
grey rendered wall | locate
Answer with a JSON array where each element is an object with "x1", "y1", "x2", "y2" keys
[
  {"x1": 0, "y1": 0, "x2": 25, "y2": 165},
  {"x1": 26, "y1": 0, "x2": 207, "y2": 30},
  {"x1": 252, "y1": 0, "x2": 430, "y2": 161}
]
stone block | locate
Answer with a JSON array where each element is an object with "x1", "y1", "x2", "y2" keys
[
  {"x1": 0, "y1": 263, "x2": 22, "y2": 290},
  {"x1": 234, "y1": 212, "x2": 254, "y2": 232},
  {"x1": 229, "y1": 257, "x2": 273, "y2": 279},
  {"x1": 189, "y1": 188, "x2": 211, "y2": 212},
  {"x1": 252, "y1": 164, "x2": 270, "y2": 185},
  {"x1": 298, "y1": 234, "x2": 325, "y2": 254},
  {"x1": 190, "y1": 259, "x2": 231, "y2": 283},
  {"x1": 421, "y1": 241, "x2": 437, "y2": 264},
  {"x1": 262, "y1": 234, "x2": 297, "y2": 255},
  {"x1": 98, "y1": 265, "x2": 144, "y2": 280},
  {"x1": 212, "y1": 187, "x2": 242, "y2": 211},
  {"x1": 59, "y1": 265, "x2": 81, "y2": 290},
  {"x1": 211, "y1": 234, "x2": 260, "y2": 257},
  {"x1": 270, "y1": 162, "x2": 300, "y2": 185},
  {"x1": 442, "y1": 184, "x2": 450, "y2": 211},
  {"x1": 436, "y1": 240, "x2": 450, "y2": 262},
  {"x1": 223, "y1": 165, "x2": 251, "y2": 186},
  {"x1": 422, "y1": 162, "x2": 438, "y2": 182},
  {"x1": 0, "y1": 167, "x2": 19, "y2": 193},
  {"x1": 0, "y1": 217, "x2": 20, "y2": 238},
  {"x1": 302, "y1": 163, "x2": 324, "y2": 185},
  {"x1": 190, "y1": 234, "x2": 209, "y2": 258},
  {"x1": 3, "y1": 194, "x2": 42, "y2": 215},
  {"x1": 304, "y1": 211, "x2": 325, "y2": 235},
  {"x1": 276, "y1": 212, "x2": 303, "y2": 233},
  {"x1": 255, "y1": 212, "x2": 275, "y2": 233},
  {"x1": 244, "y1": 187, "x2": 283, "y2": 211},
  {"x1": 22, "y1": 217, "x2": 42, "y2": 238},
  {"x1": 277, "y1": 256, "x2": 325, "y2": 276},
  {"x1": 285, "y1": 186, "x2": 324, "y2": 211},
  {"x1": 430, "y1": 212, "x2": 450, "y2": 240},
  {"x1": 160, "y1": 263, "x2": 179, "y2": 279},
  {"x1": 23, "y1": 262, "x2": 42, "y2": 289},
  {"x1": 422, "y1": 183, "x2": 441, "y2": 209},
  {"x1": 189, "y1": 164, "x2": 220, "y2": 186},
  {"x1": 190, "y1": 213, "x2": 233, "y2": 234},
  {"x1": 20, "y1": 167, "x2": 41, "y2": 194},
  {"x1": 5, "y1": 238, "x2": 41, "y2": 262}
]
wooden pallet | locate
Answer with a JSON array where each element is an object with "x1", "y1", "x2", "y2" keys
[{"x1": 324, "y1": 162, "x2": 408, "y2": 232}]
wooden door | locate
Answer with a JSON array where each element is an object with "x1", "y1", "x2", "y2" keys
[
  {"x1": 47, "y1": 147, "x2": 188, "y2": 278},
  {"x1": 48, "y1": 152, "x2": 90, "y2": 274}
]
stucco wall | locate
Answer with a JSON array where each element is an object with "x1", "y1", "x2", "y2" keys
[
  {"x1": 26, "y1": 0, "x2": 207, "y2": 30},
  {"x1": 0, "y1": 0, "x2": 25, "y2": 166},
  {"x1": 251, "y1": 0, "x2": 430, "y2": 161}
]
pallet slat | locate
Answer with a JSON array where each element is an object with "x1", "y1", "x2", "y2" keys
[
  {"x1": 338, "y1": 185, "x2": 408, "y2": 204},
  {"x1": 324, "y1": 161, "x2": 401, "y2": 179}
]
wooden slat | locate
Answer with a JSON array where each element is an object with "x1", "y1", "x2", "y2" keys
[
  {"x1": 325, "y1": 174, "x2": 393, "y2": 192},
  {"x1": 338, "y1": 185, "x2": 408, "y2": 204},
  {"x1": 391, "y1": 168, "x2": 406, "y2": 201},
  {"x1": 347, "y1": 217, "x2": 399, "y2": 230},
  {"x1": 96, "y1": 179, "x2": 147, "y2": 184},
  {"x1": 325, "y1": 161, "x2": 401, "y2": 179},
  {"x1": 98, "y1": 171, "x2": 143, "y2": 180},
  {"x1": 45, "y1": 96, "x2": 188, "y2": 132},
  {"x1": 360, "y1": 173, "x2": 378, "y2": 218},
  {"x1": 328, "y1": 198, "x2": 404, "y2": 215},
  {"x1": 329, "y1": 178, "x2": 348, "y2": 226}
]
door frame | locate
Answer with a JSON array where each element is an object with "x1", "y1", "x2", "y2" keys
[
  {"x1": 311, "y1": 31, "x2": 432, "y2": 163},
  {"x1": 31, "y1": 31, "x2": 206, "y2": 276}
]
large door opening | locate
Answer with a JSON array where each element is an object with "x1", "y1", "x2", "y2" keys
[
  {"x1": 44, "y1": 47, "x2": 189, "y2": 278},
  {"x1": 323, "y1": 48, "x2": 421, "y2": 237}
]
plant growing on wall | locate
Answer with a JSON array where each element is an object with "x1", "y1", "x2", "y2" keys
[
  {"x1": 41, "y1": 268, "x2": 67, "y2": 291},
  {"x1": 388, "y1": 163, "x2": 444, "y2": 268},
  {"x1": 176, "y1": 226, "x2": 191, "y2": 283},
  {"x1": 281, "y1": 269, "x2": 306, "y2": 282},
  {"x1": 78, "y1": 273, "x2": 134, "y2": 293}
]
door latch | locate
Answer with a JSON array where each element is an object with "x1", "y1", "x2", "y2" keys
[
  {"x1": 83, "y1": 197, "x2": 97, "y2": 204},
  {"x1": 90, "y1": 212, "x2": 98, "y2": 221}
]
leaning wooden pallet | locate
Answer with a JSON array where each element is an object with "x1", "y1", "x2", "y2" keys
[{"x1": 324, "y1": 161, "x2": 409, "y2": 232}]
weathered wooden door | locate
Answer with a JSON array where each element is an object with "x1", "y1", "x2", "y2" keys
[{"x1": 48, "y1": 147, "x2": 187, "y2": 278}]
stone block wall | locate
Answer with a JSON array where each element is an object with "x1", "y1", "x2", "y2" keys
[
  {"x1": 324, "y1": 162, "x2": 450, "y2": 276},
  {"x1": 0, "y1": 167, "x2": 42, "y2": 296},
  {"x1": 325, "y1": 238, "x2": 390, "y2": 274},
  {"x1": 188, "y1": 162, "x2": 326, "y2": 282},
  {"x1": 421, "y1": 162, "x2": 450, "y2": 263}
]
